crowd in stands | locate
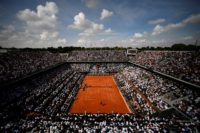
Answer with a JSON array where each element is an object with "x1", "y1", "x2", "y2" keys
[
  {"x1": 130, "y1": 51, "x2": 200, "y2": 85},
  {"x1": 67, "y1": 50, "x2": 128, "y2": 62},
  {"x1": 2, "y1": 113, "x2": 198, "y2": 132},
  {"x1": 70, "y1": 63, "x2": 126, "y2": 74},
  {"x1": 114, "y1": 72, "x2": 155, "y2": 116},
  {"x1": 0, "y1": 64, "x2": 84, "y2": 126},
  {"x1": 173, "y1": 93, "x2": 200, "y2": 120},
  {"x1": 0, "y1": 51, "x2": 66, "y2": 84},
  {"x1": 90, "y1": 63, "x2": 126, "y2": 74},
  {"x1": 1, "y1": 49, "x2": 199, "y2": 132},
  {"x1": 2, "y1": 50, "x2": 199, "y2": 86},
  {"x1": 114, "y1": 66, "x2": 200, "y2": 121},
  {"x1": 70, "y1": 63, "x2": 91, "y2": 72}
]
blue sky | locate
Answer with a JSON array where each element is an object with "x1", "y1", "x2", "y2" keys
[{"x1": 0, "y1": 0, "x2": 200, "y2": 48}]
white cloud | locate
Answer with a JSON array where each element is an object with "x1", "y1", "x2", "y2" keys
[
  {"x1": 17, "y1": 1, "x2": 58, "y2": 37},
  {"x1": 83, "y1": 0, "x2": 99, "y2": 8},
  {"x1": 17, "y1": 2, "x2": 58, "y2": 33},
  {"x1": 133, "y1": 33, "x2": 143, "y2": 38},
  {"x1": 152, "y1": 24, "x2": 164, "y2": 35},
  {"x1": 148, "y1": 18, "x2": 165, "y2": 25},
  {"x1": 105, "y1": 28, "x2": 112, "y2": 33},
  {"x1": 152, "y1": 39, "x2": 165, "y2": 44},
  {"x1": 183, "y1": 14, "x2": 200, "y2": 24},
  {"x1": 40, "y1": 31, "x2": 58, "y2": 40},
  {"x1": 68, "y1": 12, "x2": 87, "y2": 30},
  {"x1": 152, "y1": 13, "x2": 200, "y2": 35},
  {"x1": 130, "y1": 32, "x2": 147, "y2": 44},
  {"x1": 69, "y1": 12, "x2": 104, "y2": 35},
  {"x1": 100, "y1": 38, "x2": 105, "y2": 42},
  {"x1": 152, "y1": 23, "x2": 184, "y2": 36},
  {"x1": 69, "y1": 12, "x2": 106, "y2": 44},
  {"x1": 57, "y1": 38, "x2": 67, "y2": 44},
  {"x1": 100, "y1": 9, "x2": 113, "y2": 20},
  {"x1": 40, "y1": 31, "x2": 48, "y2": 40},
  {"x1": 0, "y1": 2, "x2": 67, "y2": 48}
]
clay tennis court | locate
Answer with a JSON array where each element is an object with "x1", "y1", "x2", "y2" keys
[{"x1": 69, "y1": 76, "x2": 131, "y2": 113}]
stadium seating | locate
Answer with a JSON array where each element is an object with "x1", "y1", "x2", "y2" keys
[
  {"x1": 114, "y1": 66, "x2": 200, "y2": 120},
  {"x1": 130, "y1": 51, "x2": 200, "y2": 85},
  {"x1": 2, "y1": 114, "x2": 197, "y2": 132},
  {"x1": 67, "y1": 50, "x2": 128, "y2": 62},
  {"x1": 0, "y1": 51, "x2": 66, "y2": 84},
  {"x1": 0, "y1": 50, "x2": 199, "y2": 132}
]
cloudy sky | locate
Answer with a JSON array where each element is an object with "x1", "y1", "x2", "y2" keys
[{"x1": 0, "y1": 0, "x2": 200, "y2": 48}]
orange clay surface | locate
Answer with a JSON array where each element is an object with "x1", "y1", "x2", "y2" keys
[{"x1": 69, "y1": 76, "x2": 131, "y2": 113}]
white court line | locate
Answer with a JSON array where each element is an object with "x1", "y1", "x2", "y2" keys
[{"x1": 112, "y1": 76, "x2": 132, "y2": 113}]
